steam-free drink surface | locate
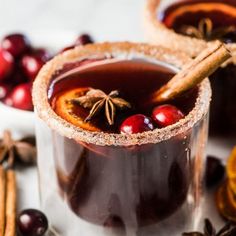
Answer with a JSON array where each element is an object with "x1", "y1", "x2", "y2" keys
[{"x1": 49, "y1": 59, "x2": 197, "y2": 132}]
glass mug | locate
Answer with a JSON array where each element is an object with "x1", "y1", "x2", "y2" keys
[
  {"x1": 144, "y1": 0, "x2": 236, "y2": 135},
  {"x1": 33, "y1": 42, "x2": 211, "y2": 236}
]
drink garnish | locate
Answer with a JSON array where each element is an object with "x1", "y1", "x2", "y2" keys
[
  {"x1": 149, "y1": 42, "x2": 231, "y2": 104},
  {"x1": 180, "y1": 18, "x2": 236, "y2": 41},
  {"x1": 71, "y1": 89, "x2": 131, "y2": 125}
]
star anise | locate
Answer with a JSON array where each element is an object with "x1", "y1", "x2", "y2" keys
[
  {"x1": 72, "y1": 89, "x2": 131, "y2": 125},
  {"x1": 0, "y1": 130, "x2": 37, "y2": 168},
  {"x1": 183, "y1": 219, "x2": 236, "y2": 236},
  {"x1": 179, "y1": 18, "x2": 236, "y2": 41}
]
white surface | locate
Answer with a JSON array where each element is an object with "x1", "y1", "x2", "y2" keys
[{"x1": 0, "y1": 0, "x2": 234, "y2": 233}]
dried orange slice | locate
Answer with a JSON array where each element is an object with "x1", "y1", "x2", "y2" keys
[
  {"x1": 53, "y1": 87, "x2": 100, "y2": 132},
  {"x1": 228, "y1": 178, "x2": 236, "y2": 196},
  {"x1": 227, "y1": 181, "x2": 236, "y2": 210},
  {"x1": 216, "y1": 180, "x2": 236, "y2": 222},
  {"x1": 226, "y1": 146, "x2": 236, "y2": 180},
  {"x1": 165, "y1": 3, "x2": 236, "y2": 28}
]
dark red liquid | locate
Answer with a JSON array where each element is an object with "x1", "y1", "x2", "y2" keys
[
  {"x1": 160, "y1": 0, "x2": 236, "y2": 134},
  {"x1": 49, "y1": 59, "x2": 198, "y2": 229},
  {"x1": 49, "y1": 59, "x2": 197, "y2": 133}
]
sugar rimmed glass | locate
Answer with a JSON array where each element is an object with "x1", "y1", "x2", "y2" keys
[{"x1": 33, "y1": 42, "x2": 211, "y2": 236}]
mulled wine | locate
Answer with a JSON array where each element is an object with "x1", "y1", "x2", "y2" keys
[
  {"x1": 48, "y1": 58, "x2": 197, "y2": 226},
  {"x1": 157, "y1": 0, "x2": 236, "y2": 134},
  {"x1": 33, "y1": 42, "x2": 211, "y2": 235}
]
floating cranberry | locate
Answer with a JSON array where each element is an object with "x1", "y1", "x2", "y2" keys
[
  {"x1": 2, "y1": 34, "x2": 30, "y2": 58},
  {"x1": 0, "y1": 48, "x2": 14, "y2": 81},
  {"x1": 120, "y1": 114, "x2": 154, "y2": 134},
  {"x1": 21, "y1": 55, "x2": 44, "y2": 80},
  {"x1": 75, "y1": 34, "x2": 94, "y2": 45},
  {"x1": 0, "y1": 83, "x2": 11, "y2": 100},
  {"x1": 206, "y1": 155, "x2": 225, "y2": 187},
  {"x1": 152, "y1": 104, "x2": 184, "y2": 128},
  {"x1": 8, "y1": 83, "x2": 33, "y2": 111},
  {"x1": 17, "y1": 209, "x2": 48, "y2": 236}
]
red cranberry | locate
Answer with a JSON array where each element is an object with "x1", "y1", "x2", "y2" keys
[
  {"x1": 17, "y1": 209, "x2": 48, "y2": 236},
  {"x1": 120, "y1": 114, "x2": 154, "y2": 134},
  {"x1": 75, "y1": 34, "x2": 94, "y2": 45},
  {"x1": 32, "y1": 48, "x2": 51, "y2": 62},
  {"x1": 206, "y1": 155, "x2": 225, "y2": 187},
  {"x1": 3, "y1": 96, "x2": 13, "y2": 106},
  {"x1": 0, "y1": 48, "x2": 14, "y2": 81},
  {"x1": 8, "y1": 83, "x2": 33, "y2": 111},
  {"x1": 21, "y1": 55, "x2": 44, "y2": 80},
  {"x1": 2, "y1": 33, "x2": 30, "y2": 58},
  {"x1": 0, "y1": 83, "x2": 11, "y2": 100},
  {"x1": 152, "y1": 104, "x2": 184, "y2": 128}
]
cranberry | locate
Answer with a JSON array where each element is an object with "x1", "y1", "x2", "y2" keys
[
  {"x1": 8, "y1": 83, "x2": 33, "y2": 111},
  {"x1": 0, "y1": 83, "x2": 11, "y2": 100},
  {"x1": 0, "y1": 48, "x2": 14, "y2": 81},
  {"x1": 1, "y1": 34, "x2": 30, "y2": 58},
  {"x1": 75, "y1": 34, "x2": 94, "y2": 45},
  {"x1": 17, "y1": 209, "x2": 48, "y2": 236},
  {"x1": 32, "y1": 48, "x2": 51, "y2": 62},
  {"x1": 120, "y1": 114, "x2": 154, "y2": 134},
  {"x1": 152, "y1": 104, "x2": 184, "y2": 128},
  {"x1": 206, "y1": 155, "x2": 225, "y2": 187},
  {"x1": 21, "y1": 54, "x2": 44, "y2": 80},
  {"x1": 3, "y1": 96, "x2": 13, "y2": 106}
]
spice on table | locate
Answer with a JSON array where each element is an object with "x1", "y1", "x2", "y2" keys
[
  {"x1": 4, "y1": 169, "x2": 16, "y2": 236},
  {"x1": 0, "y1": 130, "x2": 37, "y2": 166},
  {"x1": 183, "y1": 218, "x2": 236, "y2": 236},
  {"x1": 0, "y1": 130, "x2": 36, "y2": 236}
]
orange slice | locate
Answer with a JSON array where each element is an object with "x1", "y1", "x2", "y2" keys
[
  {"x1": 226, "y1": 146, "x2": 236, "y2": 180},
  {"x1": 228, "y1": 178, "x2": 236, "y2": 196},
  {"x1": 165, "y1": 3, "x2": 236, "y2": 28},
  {"x1": 227, "y1": 181, "x2": 236, "y2": 209},
  {"x1": 53, "y1": 87, "x2": 100, "y2": 132},
  {"x1": 216, "y1": 180, "x2": 236, "y2": 222}
]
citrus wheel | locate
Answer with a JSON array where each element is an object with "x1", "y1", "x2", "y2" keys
[
  {"x1": 52, "y1": 87, "x2": 100, "y2": 132},
  {"x1": 164, "y1": 3, "x2": 236, "y2": 28},
  {"x1": 226, "y1": 146, "x2": 236, "y2": 180},
  {"x1": 216, "y1": 180, "x2": 236, "y2": 222},
  {"x1": 227, "y1": 181, "x2": 236, "y2": 209}
]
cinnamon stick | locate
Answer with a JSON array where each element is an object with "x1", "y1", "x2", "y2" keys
[
  {"x1": 0, "y1": 166, "x2": 5, "y2": 236},
  {"x1": 4, "y1": 170, "x2": 16, "y2": 236},
  {"x1": 149, "y1": 41, "x2": 231, "y2": 104}
]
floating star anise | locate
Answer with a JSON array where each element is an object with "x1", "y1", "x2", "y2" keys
[
  {"x1": 0, "y1": 130, "x2": 37, "y2": 168},
  {"x1": 72, "y1": 89, "x2": 131, "y2": 125},
  {"x1": 183, "y1": 219, "x2": 236, "y2": 236},
  {"x1": 179, "y1": 18, "x2": 236, "y2": 41}
]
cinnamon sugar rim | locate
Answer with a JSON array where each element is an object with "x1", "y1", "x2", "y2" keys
[
  {"x1": 32, "y1": 42, "x2": 211, "y2": 146},
  {"x1": 144, "y1": 0, "x2": 236, "y2": 65}
]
